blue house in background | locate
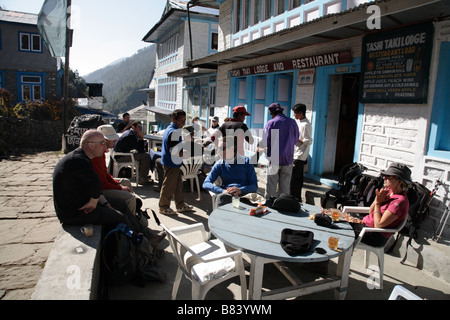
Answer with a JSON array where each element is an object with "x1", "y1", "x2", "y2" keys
[{"x1": 0, "y1": 7, "x2": 60, "y2": 103}]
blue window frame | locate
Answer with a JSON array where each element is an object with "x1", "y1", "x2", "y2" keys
[
  {"x1": 17, "y1": 72, "x2": 45, "y2": 101},
  {"x1": 0, "y1": 71, "x2": 4, "y2": 88},
  {"x1": 427, "y1": 42, "x2": 450, "y2": 160}
]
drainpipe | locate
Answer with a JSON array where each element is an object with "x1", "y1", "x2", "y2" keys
[{"x1": 187, "y1": 1, "x2": 194, "y2": 67}]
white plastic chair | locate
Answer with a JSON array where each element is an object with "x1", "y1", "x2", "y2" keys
[
  {"x1": 181, "y1": 156, "x2": 203, "y2": 200},
  {"x1": 388, "y1": 285, "x2": 422, "y2": 300},
  {"x1": 208, "y1": 177, "x2": 224, "y2": 210},
  {"x1": 161, "y1": 223, "x2": 247, "y2": 300},
  {"x1": 110, "y1": 149, "x2": 139, "y2": 186},
  {"x1": 343, "y1": 206, "x2": 408, "y2": 289}
]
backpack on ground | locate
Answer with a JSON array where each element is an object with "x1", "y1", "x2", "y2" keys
[
  {"x1": 387, "y1": 182, "x2": 432, "y2": 263},
  {"x1": 101, "y1": 219, "x2": 166, "y2": 287},
  {"x1": 322, "y1": 162, "x2": 379, "y2": 209}
]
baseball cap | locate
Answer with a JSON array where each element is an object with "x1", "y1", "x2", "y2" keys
[
  {"x1": 233, "y1": 106, "x2": 251, "y2": 115},
  {"x1": 268, "y1": 102, "x2": 284, "y2": 113}
]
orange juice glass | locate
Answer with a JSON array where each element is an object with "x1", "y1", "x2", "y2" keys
[
  {"x1": 331, "y1": 209, "x2": 340, "y2": 222},
  {"x1": 328, "y1": 236, "x2": 339, "y2": 250}
]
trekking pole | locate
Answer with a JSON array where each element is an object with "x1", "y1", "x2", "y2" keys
[{"x1": 433, "y1": 204, "x2": 449, "y2": 243}]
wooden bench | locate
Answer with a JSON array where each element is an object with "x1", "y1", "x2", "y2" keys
[{"x1": 31, "y1": 224, "x2": 102, "y2": 300}]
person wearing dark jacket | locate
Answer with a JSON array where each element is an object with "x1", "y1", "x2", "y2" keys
[
  {"x1": 114, "y1": 121, "x2": 152, "y2": 185},
  {"x1": 53, "y1": 129, "x2": 165, "y2": 246},
  {"x1": 53, "y1": 130, "x2": 130, "y2": 226}
]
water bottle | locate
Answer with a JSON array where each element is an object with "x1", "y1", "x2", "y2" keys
[{"x1": 116, "y1": 223, "x2": 133, "y2": 238}]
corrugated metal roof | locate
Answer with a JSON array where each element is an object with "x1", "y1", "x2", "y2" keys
[
  {"x1": 0, "y1": 9, "x2": 38, "y2": 25},
  {"x1": 167, "y1": 0, "x2": 219, "y2": 15}
]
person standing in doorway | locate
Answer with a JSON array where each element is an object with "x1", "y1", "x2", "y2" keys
[{"x1": 290, "y1": 103, "x2": 313, "y2": 203}]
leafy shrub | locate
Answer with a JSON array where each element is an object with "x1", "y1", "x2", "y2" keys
[
  {"x1": 0, "y1": 88, "x2": 14, "y2": 117},
  {"x1": 0, "y1": 88, "x2": 80, "y2": 121}
]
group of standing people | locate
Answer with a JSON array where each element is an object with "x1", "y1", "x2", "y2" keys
[{"x1": 201, "y1": 103, "x2": 313, "y2": 205}]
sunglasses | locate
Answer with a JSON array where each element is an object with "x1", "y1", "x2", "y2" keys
[{"x1": 88, "y1": 140, "x2": 106, "y2": 145}]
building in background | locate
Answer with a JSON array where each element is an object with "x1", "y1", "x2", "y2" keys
[
  {"x1": 0, "y1": 8, "x2": 60, "y2": 102},
  {"x1": 142, "y1": 0, "x2": 219, "y2": 131}
]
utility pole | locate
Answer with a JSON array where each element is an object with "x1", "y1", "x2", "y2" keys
[{"x1": 63, "y1": 0, "x2": 72, "y2": 132}]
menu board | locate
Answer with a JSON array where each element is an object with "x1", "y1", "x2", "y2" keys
[{"x1": 360, "y1": 22, "x2": 433, "y2": 104}]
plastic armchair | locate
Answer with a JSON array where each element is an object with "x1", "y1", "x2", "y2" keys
[
  {"x1": 208, "y1": 177, "x2": 224, "y2": 210},
  {"x1": 388, "y1": 285, "x2": 422, "y2": 300},
  {"x1": 181, "y1": 156, "x2": 203, "y2": 200},
  {"x1": 161, "y1": 223, "x2": 247, "y2": 300},
  {"x1": 343, "y1": 206, "x2": 408, "y2": 289},
  {"x1": 110, "y1": 149, "x2": 139, "y2": 186}
]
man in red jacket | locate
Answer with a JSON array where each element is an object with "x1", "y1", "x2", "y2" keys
[{"x1": 92, "y1": 125, "x2": 137, "y2": 215}]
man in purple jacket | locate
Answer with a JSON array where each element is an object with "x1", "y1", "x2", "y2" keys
[{"x1": 262, "y1": 103, "x2": 299, "y2": 199}]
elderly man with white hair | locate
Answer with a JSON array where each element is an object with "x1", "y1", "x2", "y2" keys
[{"x1": 53, "y1": 129, "x2": 128, "y2": 226}]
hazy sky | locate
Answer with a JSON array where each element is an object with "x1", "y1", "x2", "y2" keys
[{"x1": 1, "y1": 0, "x2": 168, "y2": 76}]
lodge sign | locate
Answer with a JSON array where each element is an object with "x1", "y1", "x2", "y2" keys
[
  {"x1": 360, "y1": 22, "x2": 433, "y2": 104},
  {"x1": 229, "y1": 51, "x2": 352, "y2": 77}
]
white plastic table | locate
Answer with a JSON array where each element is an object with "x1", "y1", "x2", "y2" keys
[{"x1": 208, "y1": 202, "x2": 355, "y2": 300}]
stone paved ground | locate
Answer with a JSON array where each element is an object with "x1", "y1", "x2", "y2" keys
[{"x1": 0, "y1": 151, "x2": 63, "y2": 299}]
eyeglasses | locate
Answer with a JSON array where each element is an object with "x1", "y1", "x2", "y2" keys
[{"x1": 88, "y1": 140, "x2": 106, "y2": 145}]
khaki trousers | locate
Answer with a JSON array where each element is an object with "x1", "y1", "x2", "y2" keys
[
  {"x1": 159, "y1": 166, "x2": 184, "y2": 210},
  {"x1": 102, "y1": 179, "x2": 137, "y2": 215}
]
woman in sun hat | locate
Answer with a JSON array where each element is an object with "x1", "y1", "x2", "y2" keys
[{"x1": 351, "y1": 162, "x2": 412, "y2": 246}]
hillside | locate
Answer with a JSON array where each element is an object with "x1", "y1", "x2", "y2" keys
[{"x1": 83, "y1": 45, "x2": 156, "y2": 115}]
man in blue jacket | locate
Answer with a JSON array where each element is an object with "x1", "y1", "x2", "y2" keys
[
  {"x1": 203, "y1": 136, "x2": 258, "y2": 205},
  {"x1": 159, "y1": 109, "x2": 193, "y2": 215}
]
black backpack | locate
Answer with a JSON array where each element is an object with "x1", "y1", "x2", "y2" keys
[
  {"x1": 102, "y1": 223, "x2": 141, "y2": 286},
  {"x1": 386, "y1": 182, "x2": 432, "y2": 263},
  {"x1": 102, "y1": 219, "x2": 166, "y2": 287},
  {"x1": 321, "y1": 162, "x2": 368, "y2": 209},
  {"x1": 356, "y1": 174, "x2": 384, "y2": 207}
]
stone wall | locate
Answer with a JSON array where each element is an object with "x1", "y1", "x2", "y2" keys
[{"x1": 0, "y1": 116, "x2": 63, "y2": 154}]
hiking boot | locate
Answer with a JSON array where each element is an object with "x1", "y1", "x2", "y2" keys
[{"x1": 148, "y1": 230, "x2": 166, "y2": 248}]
